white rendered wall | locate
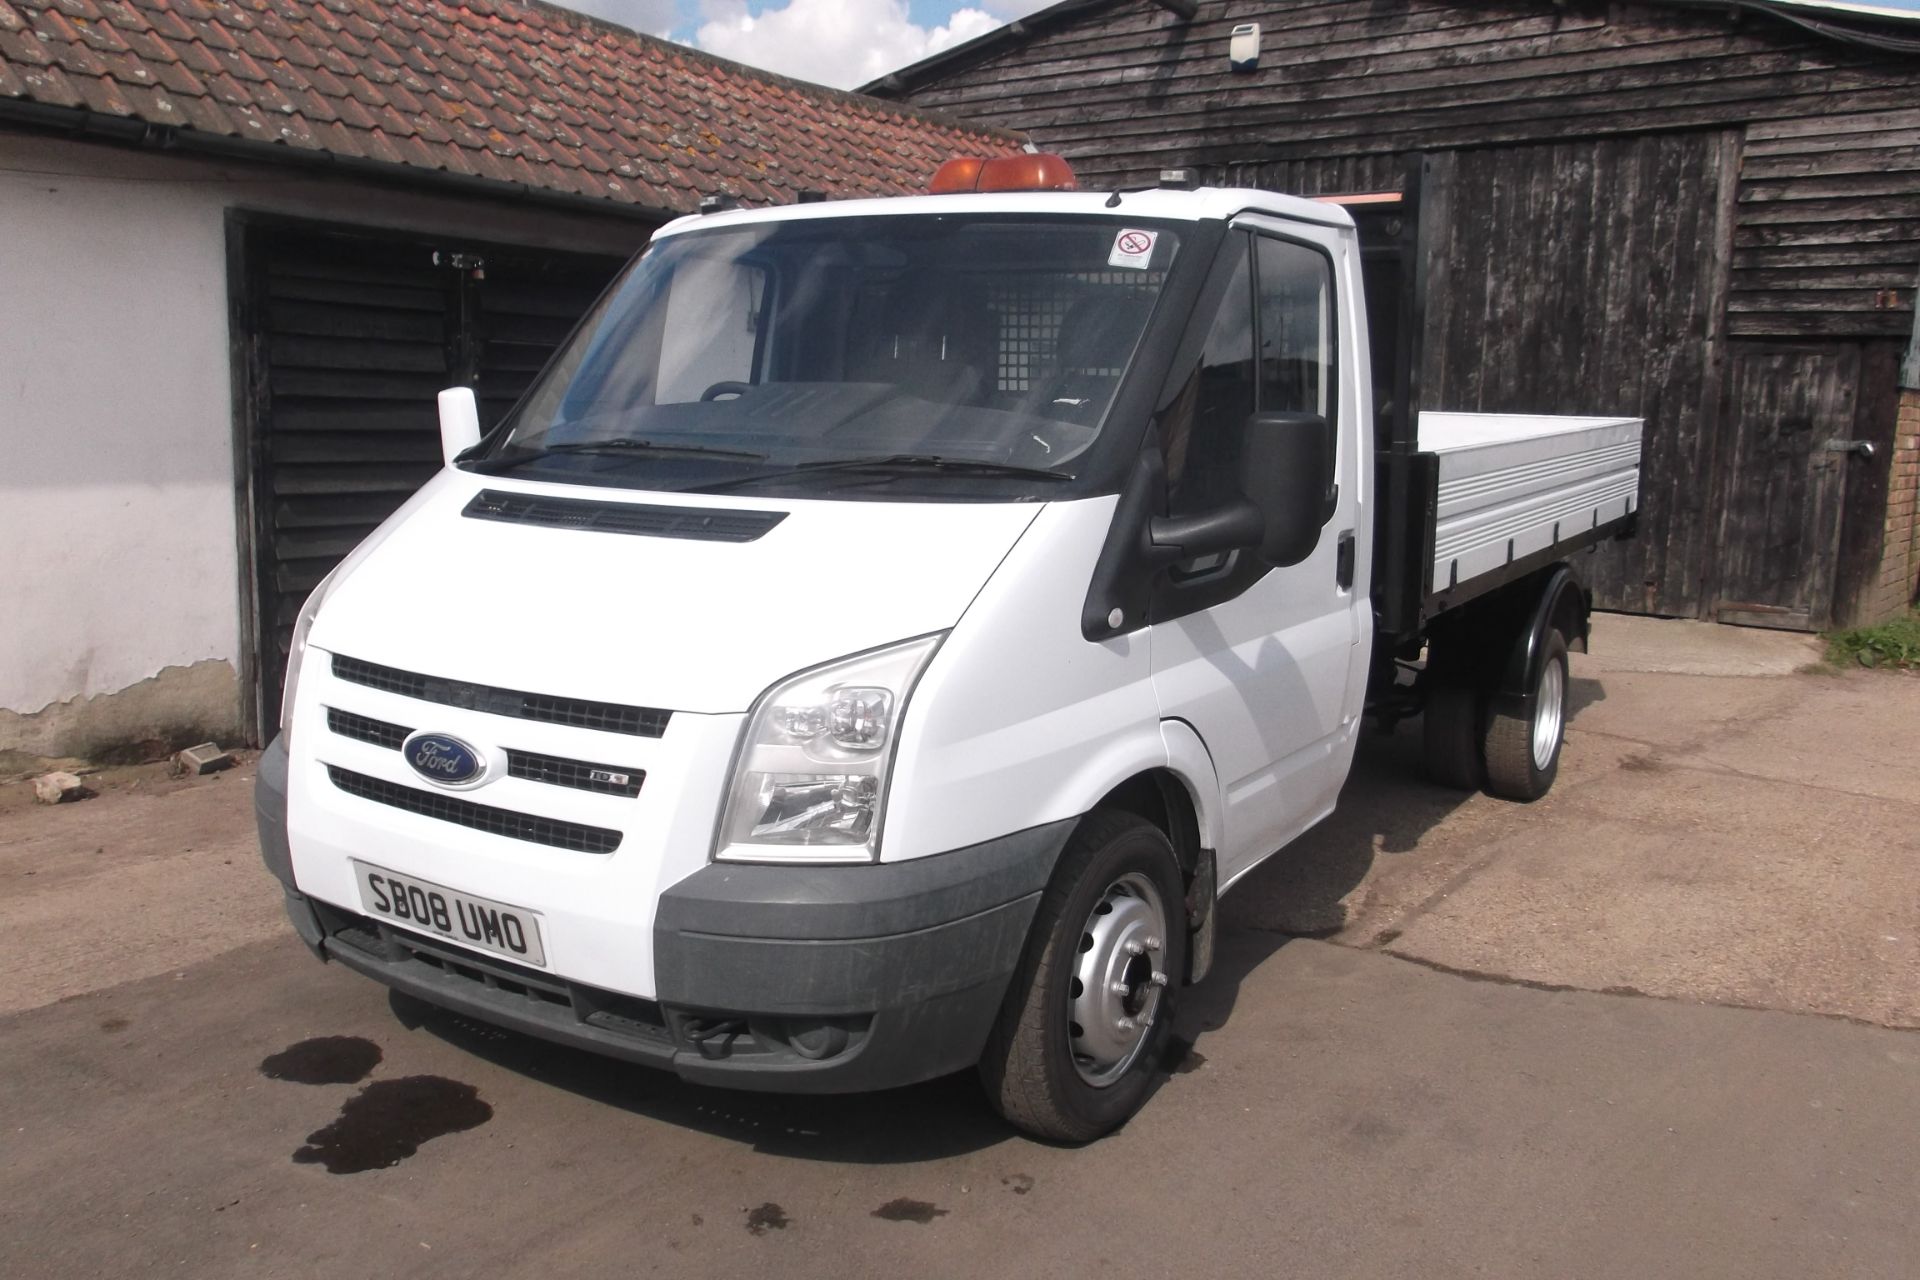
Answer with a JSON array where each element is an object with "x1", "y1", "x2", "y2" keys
[
  {"x1": 0, "y1": 133, "x2": 650, "y2": 752},
  {"x1": 0, "y1": 145, "x2": 234, "y2": 718}
]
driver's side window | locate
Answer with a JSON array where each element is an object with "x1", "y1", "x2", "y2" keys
[
  {"x1": 1162, "y1": 234, "x2": 1255, "y2": 519},
  {"x1": 1160, "y1": 229, "x2": 1338, "y2": 520}
]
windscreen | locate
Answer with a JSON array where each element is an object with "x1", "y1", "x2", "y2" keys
[{"x1": 473, "y1": 214, "x2": 1182, "y2": 499}]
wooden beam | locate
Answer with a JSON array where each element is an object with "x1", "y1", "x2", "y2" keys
[{"x1": 1311, "y1": 191, "x2": 1405, "y2": 206}]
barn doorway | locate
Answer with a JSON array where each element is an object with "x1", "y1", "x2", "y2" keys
[
  {"x1": 1414, "y1": 132, "x2": 1742, "y2": 618},
  {"x1": 230, "y1": 216, "x2": 629, "y2": 742},
  {"x1": 1710, "y1": 343, "x2": 1861, "y2": 630}
]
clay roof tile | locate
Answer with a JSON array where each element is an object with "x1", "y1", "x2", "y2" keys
[{"x1": 0, "y1": 0, "x2": 1022, "y2": 212}]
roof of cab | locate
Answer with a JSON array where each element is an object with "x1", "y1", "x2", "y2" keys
[{"x1": 651, "y1": 186, "x2": 1357, "y2": 240}]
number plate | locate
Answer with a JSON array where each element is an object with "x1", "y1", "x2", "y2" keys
[{"x1": 352, "y1": 860, "x2": 547, "y2": 968}]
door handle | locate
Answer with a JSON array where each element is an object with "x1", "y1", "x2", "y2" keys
[
  {"x1": 1336, "y1": 529, "x2": 1356, "y2": 590},
  {"x1": 1823, "y1": 438, "x2": 1876, "y2": 459}
]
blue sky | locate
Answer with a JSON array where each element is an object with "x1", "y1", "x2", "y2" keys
[{"x1": 559, "y1": 0, "x2": 1920, "y2": 92}]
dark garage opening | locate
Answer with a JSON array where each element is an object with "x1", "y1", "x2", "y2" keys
[{"x1": 231, "y1": 215, "x2": 631, "y2": 742}]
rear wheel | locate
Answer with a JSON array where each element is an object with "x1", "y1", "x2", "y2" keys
[
  {"x1": 1483, "y1": 630, "x2": 1569, "y2": 801},
  {"x1": 1422, "y1": 683, "x2": 1484, "y2": 791},
  {"x1": 979, "y1": 812, "x2": 1185, "y2": 1143}
]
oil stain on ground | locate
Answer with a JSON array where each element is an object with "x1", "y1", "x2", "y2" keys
[
  {"x1": 872, "y1": 1198, "x2": 948, "y2": 1224},
  {"x1": 744, "y1": 1203, "x2": 789, "y2": 1235},
  {"x1": 292, "y1": 1076, "x2": 492, "y2": 1174},
  {"x1": 259, "y1": 1036, "x2": 383, "y2": 1085}
]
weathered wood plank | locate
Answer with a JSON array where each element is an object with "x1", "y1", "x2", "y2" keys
[
  {"x1": 1727, "y1": 311, "x2": 1916, "y2": 338},
  {"x1": 1746, "y1": 108, "x2": 1920, "y2": 142},
  {"x1": 1736, "y1": 195, "x2": 1920, "y2": 226},
  {"x1": 1739, "y1": 171, "x2": 1920, "y2": 204},
  {"x1": 1731, "y1": 244, "x2": 1920, "y2": 270},
  {"x1": 1731, "y1": 264, "x2": 1920, "y2": 291},
  {"x1": 1728, "y1": 289, "x2": 1915, "y2": 313},
  {"x1": 1744, "y1": 130, "x2": 1920, "y2": 161},
  {"x1": 1742, "y1": 146, "x2": 1920, "y2": 181},
  {"x1": 1735, "y1": 219, "x2": 1920, "y2": 248}
]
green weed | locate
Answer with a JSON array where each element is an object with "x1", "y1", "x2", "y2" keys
[{"x1": 1825, "y1": 609, "x2": 1920, "y2": 670}]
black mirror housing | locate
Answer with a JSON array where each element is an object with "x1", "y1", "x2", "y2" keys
[
  {"x1": 1240, "y1": 411, "x2": 1334, "y2": 567},
  {"x1": 1147, "y1": 498, "x2": 1266, "y2": 563}
]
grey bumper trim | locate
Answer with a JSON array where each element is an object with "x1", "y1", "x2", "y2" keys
[
  {"x1": 281, "y1": 818, "x2": 1077, "y2": 1095},
  {"x1": 257, "y1": 735, "x2": 326, "y2": 957},
  {"x1": 255, "y1": 734, "x2": 292, "y2": 887},
  {"x1": 655, "y1": 818, "x2": 1076, "y2": 941}
]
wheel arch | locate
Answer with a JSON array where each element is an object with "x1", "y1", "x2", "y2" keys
[
  {"x1": 1505, "y1": 563, "x2": 1588, "y2": 701},
  {"x1": 1088, "y1": 767, "x2": 1205, "y2": 879},
  {"x1": 1079, "y1": 747, "x2": 1220, "y2": 986}
]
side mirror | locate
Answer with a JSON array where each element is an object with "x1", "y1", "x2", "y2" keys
[
  {"x1": 437, "y1": 386, "x2": 482, "y2": 465},
  {"x1": 1240, "y1": 411, "x2": 1334, "y2": 567},
  {"x1": 1147, "y1": 498, "x2": 1266, "y2": 563}
]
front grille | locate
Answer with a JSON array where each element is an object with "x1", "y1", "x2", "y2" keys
[
  {"x1": 326, "y1": 765, "x2": 622, "y2": 854},
  {"x1": 463, "y1": 489, "x2": 786, "y2": 543},
  {"x1": 327, "y1": 707, "x2": 409, "y2": 750},
  {"x1": 331, "y1": 654, "x2": 670, "y2": 738},
  {"x1": 326, "y1": 707, "x2": 644, "y2": 798},
  {"x1": 508, "y1": 750, "x2": 644, "y2": 798}
]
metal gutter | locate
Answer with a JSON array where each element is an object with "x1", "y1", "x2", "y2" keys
[{"x1": 0, "y1": 96, "x2": 680, "y2": 226}]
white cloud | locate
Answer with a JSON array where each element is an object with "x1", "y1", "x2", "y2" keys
[
  {"x1": 978, "y1": 0, "x2": 1055, "y2": 17},
  {"x1": 561, "y1": 0, "x2": 680, "y2": 38},
  {"x1": 695, "y1": 0, "x2": 1007, "y2": 90}
]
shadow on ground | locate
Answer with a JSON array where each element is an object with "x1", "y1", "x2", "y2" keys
[{"x1": 392, "y1": 987, "x2": 1021, "y2": 1162}]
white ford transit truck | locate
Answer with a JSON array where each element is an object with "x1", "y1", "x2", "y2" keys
[{"x1": 257, "y1": 154, "x2": 1641, "y2": 1141}]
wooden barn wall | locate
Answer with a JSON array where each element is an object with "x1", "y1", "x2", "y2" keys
[
  {"x1": 891, "y1": 0, "x2": 1920, "y2": 337},
  {"x1": 1733, "y1": 108, "x2": 1920, "y2": 339},
  {"x1": 1417, "y1": 134, "x2": 1738, "y2": 618}
]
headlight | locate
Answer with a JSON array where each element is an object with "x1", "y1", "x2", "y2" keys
[
  {"x1": 279, "y1": 566, "x2": 341, "y2": 745},
  {"x1": 715, "y1": 634, "x2": 943, "y2": 864}
]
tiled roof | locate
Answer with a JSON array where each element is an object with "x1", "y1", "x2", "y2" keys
[{"x1": 0, "y1": 0, "x2": 1026, "y2": 212}]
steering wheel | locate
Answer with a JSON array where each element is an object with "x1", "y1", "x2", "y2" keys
[{"x1": 699, "y1": 381, "x2": 754, "y2": 402}]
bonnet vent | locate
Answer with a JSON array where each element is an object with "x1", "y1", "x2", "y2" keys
[{"x1": 462, "y1": 490, "x2": 786, "y2": 543}]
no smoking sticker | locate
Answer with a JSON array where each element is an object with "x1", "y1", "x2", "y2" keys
[{"x1": 1108, "y1": 228, "x2": 1158, "y2": 270}]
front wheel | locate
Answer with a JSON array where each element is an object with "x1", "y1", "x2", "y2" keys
[
  {"x1": 1482, "y1": 630, "x2": 1569, "y2": 801},
  {"x1": 979, "y1": 812, "x2": 1186, "y2": 1142}
]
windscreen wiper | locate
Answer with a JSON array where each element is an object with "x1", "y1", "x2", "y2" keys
[
  {"x1": 466, "y1": 438, "x2": 767, "y2": 472},
  {"x1": 695, "y1": 454, "x2": 1074, "y2": 493}
]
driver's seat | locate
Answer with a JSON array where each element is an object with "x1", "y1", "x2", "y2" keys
[{"x1": 848, "y1": 280, "x2": 996, "y2": 403}]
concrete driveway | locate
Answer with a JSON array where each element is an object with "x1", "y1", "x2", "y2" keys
[{"x1": 2, "y1": 617, "x2": 1915, "y2": 1278}]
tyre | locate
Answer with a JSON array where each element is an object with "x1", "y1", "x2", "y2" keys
[
  {"x1": 1482, "y1": 629, "x2": 1569, "y2": 802},
  {"x1": 1422, "y1": 682, "x2": 1483, "y2": 791},
  {"x1": 979, "y1": 811, "x2": 1186, "y2": 1143}
]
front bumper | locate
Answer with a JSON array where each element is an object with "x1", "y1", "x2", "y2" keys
[{"x1": 257, "y1": 736, "x2": 1072, "y2": 1093}]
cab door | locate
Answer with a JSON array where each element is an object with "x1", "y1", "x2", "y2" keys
[{"x1": 1148, "y1": 221, "x2": 1366, "y2": 884}]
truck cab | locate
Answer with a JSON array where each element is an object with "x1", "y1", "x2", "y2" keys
[{"x1": 258, "y1": 157, "x2": 1625, "y2": 1141}]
